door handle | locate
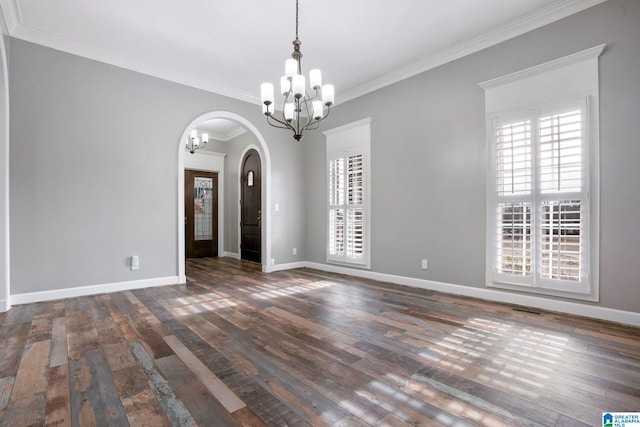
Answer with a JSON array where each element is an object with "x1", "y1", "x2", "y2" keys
[{"x1": 257, "y1": 210, "x2": 261, "y2": 227}]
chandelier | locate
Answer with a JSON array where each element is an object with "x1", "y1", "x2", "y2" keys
[
  {"x1": 260, "y1": 0, "x2": 334, "y2": 141},
  {"x1": 186, "y1": 129, "x2": 209, "y2": 154}
]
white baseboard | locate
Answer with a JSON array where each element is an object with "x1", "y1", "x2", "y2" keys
[
  {"x1": 292, "y1": 262, "x2": 640, "y2": 327},
  {"x1": 223, "y1": 252, "x2": 240, "y2": 260},
  {"x1": 269, "y1": 261, "x2": 307, "y2": 273},
  {"x1": 0, "y1": 298, "x2": 8, "y2": 312},
  {"x1": 10, "y1": 276, "x2": 179, "y2": 306}
]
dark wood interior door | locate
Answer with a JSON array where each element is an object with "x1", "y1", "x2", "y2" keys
[
  {"x1": 241, "y1": 150, "x2": 261, "y2": 263},
  {"x1": 185, "y1": 170, "x2": 218, "y2": 258}
]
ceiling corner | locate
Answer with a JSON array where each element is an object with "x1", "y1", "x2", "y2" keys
[{"x1": 0, "y1": 0, "x2": 21, "y2": 33}]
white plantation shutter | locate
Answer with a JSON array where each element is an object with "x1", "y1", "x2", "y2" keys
[
  {"x1": 537, "y1": 109, "x2": 585, "y2": 286},
  {"x1": 539, "y1": 110, "x2": 583, "y2": 194},
  {"x1": 489, "y1": 101, "x2": 590, "y2": 295},
  {"x1": 494, "y1": 118, "x2": 533, "y2": 286},
  {"x1": 495, "y1": 202, "x2": 532, "y2": 277},
  {"x1": 328, "y1": 158, "x2": 345, "y2": 256},
  {"x1": 497, "y1": 120, "x2": 532, "y2": 196},
  {"x1": 328, "y1": 152, "x2": 366, "y2": 264},
  {"x1": 325, "y1": 119, "x2": 371, "y2": 268},
  {"x1": 328, "y1": 208, "x2": 344, "y2": 256},
  {"x1": 539, "y1": 200, "x2": 582, "y2": 282},
  {"x1": 347, "y1": 154, "x2": 364, "y2": 258}
]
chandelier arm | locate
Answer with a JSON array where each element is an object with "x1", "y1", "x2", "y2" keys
[
  {"x1": 265, "y1": 113, "x2": 295, "y2": 131},
  {"x1": 323, "y1": 105, "x2": 332, "y2": 120},
  {"x1": 301, "y1": 122, "x2": 320, "y2": 132},
  {"x1": 265, "y1": 92, "x2": 298, "y2": 130},
  {"x1": 299, "y1": 89, "x2": 320, "y2": 104},
  {"x1": 302, "y1": 97, "x2": 314, "y2": 124},
  {"x1": 300, "y1": 105, "x2": 331, "y2": 133},
  {"x1": 299, "y1": 91, "x2": 317, "y2": 105}
]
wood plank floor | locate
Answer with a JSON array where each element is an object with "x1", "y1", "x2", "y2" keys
[{"x1": 0, "y1": 257, "x2": 639, "y2": 426}]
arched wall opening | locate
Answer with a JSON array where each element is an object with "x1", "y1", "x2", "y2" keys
[{"x1": 177, "y1": 111, "x2": 272, "y2": 283}]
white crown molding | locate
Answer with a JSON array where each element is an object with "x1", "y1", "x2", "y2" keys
[
  {"x1": 10, "y1": 275, "x2": 179, "y2": 305},
  {"x1": 7, "y1": 22, "x2": 260, "y2": 105},
  {"x1": 209, "y1": 126, "x2": 247, "y2": 142},
  {"x1": 1, "y1": 0, "x2": 607, "y2": 106},
  {"x1": 185, "y1": 150, "x2": 227, "y2": 159},
  {"x1": 339, "y1": 0, "x2": 608, "y2": 104}
]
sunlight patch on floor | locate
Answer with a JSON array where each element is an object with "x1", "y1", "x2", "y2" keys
[
  {"x1": 250, "y1": 281, "x2": 333, "y2": 300},
  {"x1": 406, "y1": 373, "x2": 520, "y2": 427},
  {"x1": 431, "y1": 317, "x2": 571, "y2": 398}
]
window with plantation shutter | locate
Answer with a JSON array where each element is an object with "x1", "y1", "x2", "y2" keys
[
  {"x1": 325, "y1": 119, "x2": 371, "y2": 268},
  {"x1": 481, "y1": 45, "x2": 602, "y2": 301},
  {"x1": 491, "y1": 105, "x2": 587, "y2": 292}
]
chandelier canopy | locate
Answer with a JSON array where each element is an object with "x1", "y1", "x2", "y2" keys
[{"x1": 260, "y1": 0, "x2": 334, "y2": 141}]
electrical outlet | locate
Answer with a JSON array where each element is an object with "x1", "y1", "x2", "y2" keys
[
  {"x1": 421, "y1": 259, "x2": 428, "y2": 270},
  {"x1": 293, "y1": 247, "x2": 297, "y2": 255},
  {"x1": 131, "y1": 255, "x2": 140, "y2": 271},
  {"x1": 271, "y1": 258, "x2": 275, "y2": 266}
]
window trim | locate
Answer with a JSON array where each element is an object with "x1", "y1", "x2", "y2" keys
[
  {"x1": 325, "y1": 118, "x2": 372, "y2": 269},
  {"x1": 481, "y1": 46, "x2": 602, "y2": 302}
]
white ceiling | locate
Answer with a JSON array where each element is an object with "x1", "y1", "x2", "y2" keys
[
  {"x1": 0, "y1": 0, "x2": 605, "y2": 106},
  {"x1": 197, "y1": 118, "x2": 246, "y2": 142}
]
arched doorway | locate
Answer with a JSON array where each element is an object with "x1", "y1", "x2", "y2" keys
[{"x1": 177, "y1": 112, "x2": 272, "y2": 283}]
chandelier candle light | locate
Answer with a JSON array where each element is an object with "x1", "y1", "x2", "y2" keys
[
  {"x1": 186, "y1": 129, "x2": 209, "y2": 154},
  {"x1": 260, "y1": 0, "x2": 334, "y2": 141}
]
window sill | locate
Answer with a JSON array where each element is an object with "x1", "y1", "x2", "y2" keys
[
  {"x1": 326, "y1": 259, "x2": 371, "y2": 271},
  {"x1": 487, "y1": 280, "x2": 599, "y2": 302}
]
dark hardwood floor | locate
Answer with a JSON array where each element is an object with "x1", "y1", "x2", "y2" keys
[{"x1": 0, "y1": 257, "x2": 638, "y2": 426}]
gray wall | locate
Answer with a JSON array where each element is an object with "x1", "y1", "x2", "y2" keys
[
  {"x1": 305, "y1": 0, "x2": 640, "y2": 313},
  {"x1": 9, "y1": 38, "x2": 306, "y2": 294}
]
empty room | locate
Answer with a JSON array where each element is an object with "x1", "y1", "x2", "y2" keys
[{"x1": 0, "y1": 0, "x2": 639, "y2": 426}]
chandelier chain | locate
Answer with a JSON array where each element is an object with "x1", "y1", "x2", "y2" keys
[{"x1": 295, "y1": 0, "x2": 299, "y2": 40}]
